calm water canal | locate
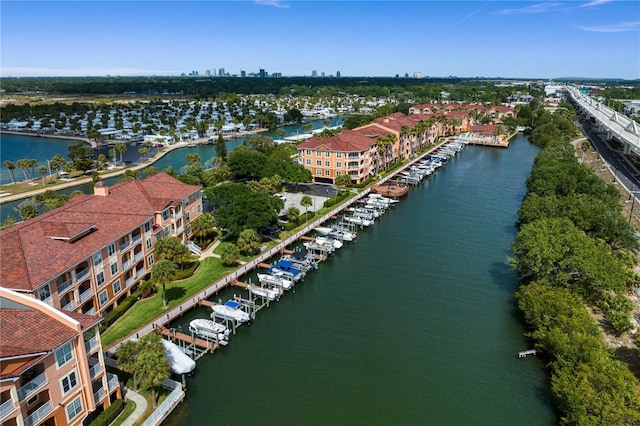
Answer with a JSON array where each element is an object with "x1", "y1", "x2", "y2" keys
[{"x1": 162, "y1": 133, "x2": 557, "y2": 425}]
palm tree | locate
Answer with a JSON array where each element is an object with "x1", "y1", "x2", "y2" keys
[
  {"x1": 16, "y1": 159, "x2": 30, "y2": 181},
  {"x1": 108, "y1": 148, "x2": 117, "y2": 165},
  {"x1": 135, "y1": 346, "x2": 170, "y2": 407},
  {"x1": 115, "y1": 142, "x2": 127, "y2": 165},
  {"x1": 3, "y1": 160, "x2": 16, "y2": 184},
  {"x1": 115, "y1": 340, "x2": 140, "y2": 390},
  {"x1": 191, "y1": 213, "x2": 216, "y2": 245},
  {"x1": 300, "y1": 195, "x2": 313, "y2": 220},
  {"x1": 152, "y1": 259, "x2": 176, "y2": 309},
  {"x1": 39, "y1": 166, "x2": 47, "y2": 186}
]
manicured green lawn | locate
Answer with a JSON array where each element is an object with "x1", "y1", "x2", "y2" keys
[
  {"x1": 111, "y1": 399, "x2": 136, "y2": 426},
  {"x1": 101, "y1": 257, "x2": 234, "y2": 348},
  {"x1": 212, "y1": 242, "x2": 253, "y2": 262}
]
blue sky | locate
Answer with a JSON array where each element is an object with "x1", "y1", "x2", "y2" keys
[{"x1": 1, "y1": 1, "x2": 638, "y2": 79}]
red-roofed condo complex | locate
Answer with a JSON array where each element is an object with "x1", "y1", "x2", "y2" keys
[
  {"x1": 0, "y1": 173, "x2": 203, "y2": 317},
  {"x1": 0, "y1": 287, "x2": 121, "y2": 426}
]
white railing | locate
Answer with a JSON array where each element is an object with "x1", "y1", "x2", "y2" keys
[
  {"x1": 175, "y1": 226, "x2": 184, "y2": 235},
  {"x1": 136, "y1": 268, "x2": 146, "y2": 278},
  {"x1": 89, "y1": 363, "x2": 103, "y2": 380},
  {"x1": 56, "y1": 277, "x2": 73, "y2": 295},
  {"x1": 125, "y1": 276, "x2": 135, "y2": 287},
  {"x1": 79, "y1": 287, "x2": 93, "y2": 303},
  {"x1": 85, "y1": 336, "x2": 99, "y2": 354},
  {"x1": 62, "y1": 299, "x2": 77, "y2": 312},
  {"x1": 18, "y1": 372, "x2": 47, "y2": 401},
  {"x1": 93, "y1": 387, "x2": 105, "y2": 404},
  {"x1": 86, "y1": 307, "x2": 96, "y2": 315},
  {"x1": 134, "y1": 252, "x2": 144, "y2": 262},
  {"x1": 140, "y1": 379, "x2": 184, "y2": 426},
  {"x1": 122, "y1": 259, "x2": 133, "y2": 270},
  {"x1": 75, "y1": 267, "x2": 89, "y2": 282},
  {"x1": 107, "y1": 373, "x2": 120, "y2": 391},
  {"x1": 0, "y1": 398, "x2": 16, "y2": 421},
  {"x1": 132, "y1": 234, "x2": 142, "y2": 245},
  {"x1": 120, "y1": 240, "x2": 131, "y2": 252},
  {"x1": 24, "y1": 401, "x2": 53, "y2": 426}
]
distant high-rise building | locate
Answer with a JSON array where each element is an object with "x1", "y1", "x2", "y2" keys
[
  {"x1": 413, "y1": 72, "x2": 421, "y2": 79},
  {"x1": 218, "y1": 68, "x2": 225, "y2": 77},
  {"x1": 241, "y1": 70, "x2": 246, "y2": 78},
  {"x1": 312, "y1": 70, "x2": 318, "y2": 77},
  {"x1": 205, "y1": 69, "x2": 211, "y2": 76},
  {"x1": 336, "y1": 70, "x2": 341, "y2": 78},
  {"x1": 404, "y1": 73, "x2": 409, "y2": 78},
  {"x1": 272, "y1": 72, "x2": 282, "y2": 78},
  {"x1": 259, "y1": 68, "x2": 266, "y2": 78}
]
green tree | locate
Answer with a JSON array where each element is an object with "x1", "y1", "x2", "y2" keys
[
  {"x1": 335, "y1": 174, "x2": 352, "y2": 188},
  {"x1": 122, "y1": 169, "x2": 140, "y2": 181},
  {"x1": 236, "y1": 228, "x2": 261, "y2": 255},
  {"x1": 0, "y1": 215, "x2": 17, "y2": 230},
  {"x1": 116, "y1": 142, "x2": 128, "y2": 165},
  {"x1": 115, "y1": 340, "x2": 141, "y2": 390},
  {"x1": 226, "y1": 146, "x2": 267, "y2": 180},
  {"x1": 249, "y1": 134, "x2": 275, "y2": 154},
  {"x1": 154, "y1": 236, "x2": 191, "y2": 269},
  {"x1": 133, "y1": 333, "x2": 170, "y2": 407},
  {"x1": 152, "y1": 259, "x2": 177, "y2": 309},
  {"x1": 215, "y1": 133, "x2": 228, "y2": 162},
  {"x1": 3, "y1": 160, "x2": 16, "y2": 184},
  {"x1": 220, "y1": 243, "x2": 240, "y2": 266},
  {"x1": 16, "y1": 202, "x2": 38, "y2": 220},
  {"x1": 300, "y1": 195, "x2": 313, "y2": 220},
  {"x1": 143, "y1": 166, "x2": 159, "y2": 177},
  {"x1": 39, "y1": 166, "x2": 47, "y2": 186},
  {"x1": 286, "y1": 206, "x2": 300, "y2": 223},
  {"x1": 191, "y1": 212, "x2": 217, "y2": 245}
]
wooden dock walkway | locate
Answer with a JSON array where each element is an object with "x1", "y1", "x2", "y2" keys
[
  {"x1": 518, "y1": 349, "x2": 537, "y2": 358},
  {"x1": 157, "y1": 325, "x2": 218, "y2": 352}
]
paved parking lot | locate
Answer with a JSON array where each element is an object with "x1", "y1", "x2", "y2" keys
[{"x1": 278, "y1": 190, "x2": 328, "y2": 215}]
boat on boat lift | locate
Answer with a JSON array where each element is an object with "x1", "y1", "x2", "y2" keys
[
  {"x1": 247, "y1": 283, "x2": 281, "y2": 301},
  {"x1": 257, "y1": 272, "x2": 294, "y2": 290},
  {"x1": 211, "y1": 300, "x2": 252, "y2": 324},
  {"x1": 189, "y1": 318, "x2": 230, "y2": 345}
]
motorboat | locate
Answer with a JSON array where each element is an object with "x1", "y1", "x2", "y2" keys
[
  {"x1": 314, "y1": 226, "x2": 356, "y2": 242},
  {"x1": 315, "y1": 236, "x2": 343, "y2": 250},
  {"x1": 247, "y1": 284, "x2": 281, "y2": 301},
  {"x1": 211, "y1": 300, "x2": 252, "y2": 324},
  {"x1": 162, "y1": 339, "x2": 196, "y2": 374},
  {"x1": 257, "y1": 272, "x2": 294, "y2": 290},
  {"x1": 268, "y1": 260, "x2": 306, "y2": 282},
  {"x1": 189, "y1": 318, "x2": 230, "y2": 345},
  {"x1": 343, "y1": 215, "x2": 373, "y2": 227}
]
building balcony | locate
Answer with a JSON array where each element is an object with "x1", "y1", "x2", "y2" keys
[
  {"x1": 0, "y1": 398, "x2": 17, "y2": 422},
  {"x1": 79, "y1": 287, "x2": 94, "y2": 303},
  {"x1": 132, "y1": 234, "x2": 142, "y2": 245},
  {"x1": 174, "y1": 226, "x2": 184, "y2": 235},
  {"x1": 172, "y1": 210, "x2": 183, "y2": 220},
  {"x1": 17, "y1": 372, "x2": 47, "y2": 401},
  {"x1": 125, "y1": 276, "x2": 135, "y2": 288},
  {"x1": 94, "y1": 387, "x2": 106, "y2": 404},
  {"x1": 85, "y1": 307, "x2": 96, "y2": 316},
  {"x1": 134, "y1": 252, "x2": 144, "y2": 262},
  {"x1": 107, "y1": 373, "x2": 120, "y2": 392},
  {"x1": 89, "y1": 362, "x2": 103, "y2": 380},
  {"x1": 122, "y1": 259, "x2": 133, "y2": 270},
  {"x1": 62, "y1": 299, "x2": 77, "y2": 312},
  {"x1": 135, "y1": 268, "x2": 146, "y2": 279},
  {"x1": 24, "y1": 401, "x2": 53, "y2": 426},
  {"x1": 56, "y1": 277, "x2": 73, "y2": 295},
  {"x1": 120, "y1": 240, "x2": 131, "y2": 252},
  {"x1": 85, "y1": 336, "x2": 99, "y2": 354},
  {"x1": 75, "y1": 267, "x2": 89, "y2": 282}
]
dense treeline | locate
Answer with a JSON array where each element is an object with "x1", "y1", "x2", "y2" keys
[
  {"x1": 1, "y1": 76, "x2": 534, "y2": 102},
  {"x1": 511, "y1": 106, "x2": 640, "y2": 424}
]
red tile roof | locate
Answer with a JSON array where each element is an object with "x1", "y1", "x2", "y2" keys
[
  {"x1": 299, "y1": 127, "x2": 387, "y2": 152},
  {"x1": 0, "y1": 173, "x2": 200, "y2": 292}
]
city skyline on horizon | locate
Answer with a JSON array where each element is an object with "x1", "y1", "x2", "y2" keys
[{"x1": 1, "y1": 1, "x2": 639, "y2": 80}]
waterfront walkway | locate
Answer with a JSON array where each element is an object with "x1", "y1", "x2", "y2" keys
[
  {"x1": 104, "y1": 139, "x2": 453, "y2": 355},
  {"x1": 120, "y1": 388, "x2": 147, "y2": 426}
]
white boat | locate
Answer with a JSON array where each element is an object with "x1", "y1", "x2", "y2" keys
[
  {"x1": 314, "y1": 226, "x2": 356, "y2": 242},
  {"x1": 212, "y1": 300, "x2": 252, "y2": 324},
  {"x1": 344, "y1": 216, "x2": 373, "y2": 227},
  {"x1": 247, "y1": 284, "x2": 281, "y2": 301},
  {"x1": 368, "y1": 194, "x2": 399, "y2": 204},
  {"x1": 257, "y1": 273, "x2": 294, "y2": 290},
  {"x1": 189, "y1": 318, "x2": 230, "y2": 345},
  {"x1": 162, "y1": 339, "x2": 196, "y2": 374},
  {"x1": 315, "y1": 236, "x2": 343, "y2": 250}
]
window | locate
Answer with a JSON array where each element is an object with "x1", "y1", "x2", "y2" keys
[
  {"x1": 325, "y1": 161, "x2": 330, "y2": 166},
  {"x1": 148, "y1": 255, "x2": 154, "y2": 266},
  {"x1": 61, "y1": 371, "x2": 78, "y2": 394},
  {"x1": 325, "y1": 170, "x2": 330, "y2": 176},
  {"x1": 38, "y1": 284, "x2": 51, "y2": 301},
  {"x1": 146, "y1": 238, "x2": 152, "y2": 250},
  {"x1": 196, "y1": 190, "x2": 201, "y2": 199},
  {"x1": 96, "y1": 271, "x2": 105, "y2": 286},
  {"x1": 336, "y1": 152, "x2": 342, "y2": 158},
  {"x1": 107, "y1": 243, "x2": 116, "y2": 257},
  {"x1": 93, "y1": 252, "x2": 102, "y2": 266},
  {"x1": 162, "y1": 209, "x2": 169, "y2": 221},
  {"x1": 99, "y1": 291, "x2": 108, "y2": 306},
  {"x1": 144, "y1": 221, "x2": 151, "y2": 233},
  {"x1": 316, "y1": 160, "x2": 321, "y2": 166},
  {"x1": 55, "y1": 342, "x2": 73, "y2": 367},
  {"x1": 186, "y1": 212, "x2": 190, "y2": 222},
  {"x1": 184, "y1": 197, "x2": 190, "y2": 207},
  {"x1": 197, "y1": 204, "x2": 202, "y2": 213},
  {"x1": 155, "y1": 231, "x2": 162, "y2": 241},
  {"x1": 163, "y1": 226, "x2": 170, "y2": 237},
  {"x1": 316, "y1": 169, "x2": 321, "y2": 175},
  {"x1": 336, "y1": 162, "x2": 342, "y2": 168},
  {"x1": 306, "y1": 149, "x2": 311, "y2": 155},
  {"x1": 187, "y1": 225, "x2": 191, "y2": 235},
  {"x1": 66, "y1": 397, "x2": 83, "y2": 421},
  {"x1": 337, "y1": 171, "x2": 342, "y2": 176},
  {"x1": 110, "y1": 262, "x2": 118, "y2": 276},
  {"x1": 316, "y1": 151, "x2": 321, "y2": 157},
  {"x1": 325, "y1": 151, "x2": 330, "y2": 157},
  {"x1": 113, "y1": 279, "x2": 121, "y2": 294},
  {"x1": 306, "y1": 159, "x2": 311, "y2": 165}
]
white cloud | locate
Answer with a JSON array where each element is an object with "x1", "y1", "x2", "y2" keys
[
  {"x1": 0, "y1": 67, "x2": 178, "y2": 77},
  {"x1": 496, "y1": 2, "x2": 562, "y2": 15},
  {"x1": 579, "y1": 0, "x2": 614, "y2": 8},
  {"x1": 254, "y1": 0, "x2": 290, "y2": 8},
  {"x1": 575, "y1": 21, "x2": 640, "y2": 32}
]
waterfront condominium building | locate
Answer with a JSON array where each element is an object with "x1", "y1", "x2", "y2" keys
[
  {"x1": 0, "y1": 286, "x2": 121, "y2": 426},
  {"x1": 0, "y1": 173, "x2": 203, "y2": 317}
]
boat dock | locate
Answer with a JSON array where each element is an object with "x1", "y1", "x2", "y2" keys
[
  {"x1": 105, "y1": 137, "x2": 467, "y2": 359},
  {"x1": 156, "y1": 325, "x2": 218, "y2": 360},
  {"x1": 518, "y1": 349, "x2": 537, "y2": 358}
]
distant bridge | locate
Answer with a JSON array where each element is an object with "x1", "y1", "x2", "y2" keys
[{"x1": 566, "y1": 85, "x2": 640, "y2": 155}]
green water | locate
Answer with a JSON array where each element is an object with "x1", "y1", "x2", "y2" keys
[{"x1": 164, "y1": 134, "x2": 557, "y2": 425}]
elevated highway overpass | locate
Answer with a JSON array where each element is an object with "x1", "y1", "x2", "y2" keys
[{"x1": 566, "y1": 85, "x2": 640, "y2": 155}]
